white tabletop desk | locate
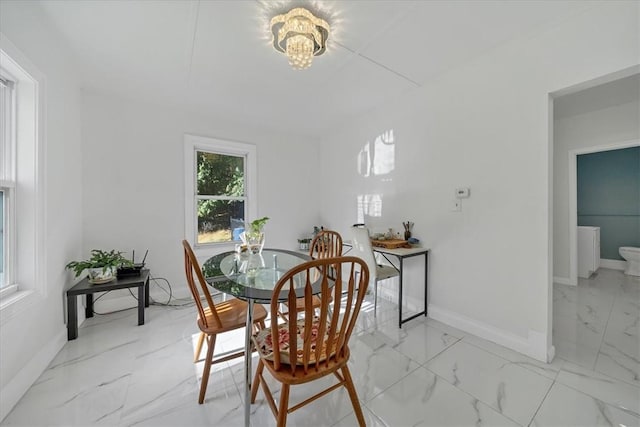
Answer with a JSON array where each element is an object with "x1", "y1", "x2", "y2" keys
[{"x1": 343, "y1": 242, "x2": 429, "y2": 328}]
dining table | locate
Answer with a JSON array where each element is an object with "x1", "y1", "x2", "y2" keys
[{"x1": 201, "y1": 248, "x2": 312, "y2": 427}]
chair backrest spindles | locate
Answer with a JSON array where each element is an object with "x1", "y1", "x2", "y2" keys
[
  {"x1": 310, "y1": 230, "x2": 343, "y2": 259},
  {"x1": 182, "y1": 240, "x2": 222, "y2": 329},
  {"x1": 268, "y1": 256, "x2": 369, "y2": 375}
]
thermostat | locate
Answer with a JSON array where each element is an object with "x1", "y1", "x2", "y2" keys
[{"x1": 455, "y1": 187, "x2": 470, "y2": 199}]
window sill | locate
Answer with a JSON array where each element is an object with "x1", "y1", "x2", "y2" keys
[{"x1": 0, "y1": 289, "x2": 35, "y2": 324}]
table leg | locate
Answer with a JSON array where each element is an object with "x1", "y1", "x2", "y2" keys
[
  {"x1": 144, "y1": 277, "x2": 150, "y2": 307},
  {"x1": 138, "y1": 284, "x2": 145, "y2": 325},
  {"x1": 244, "y1": 299, "x2": 253, "y2": 427},
  {"x1": 398, "y1": 258, "x2": 404, "y2": 329},
  {"x1": 424, "y1": 253, "x2": 428, "y2": 317},
  {"x1": 85, "y1": 294, "x2": 93, "y2": 318},
  {"x1": 67, "y1": 294, "x2": 78, "y2": 340}
]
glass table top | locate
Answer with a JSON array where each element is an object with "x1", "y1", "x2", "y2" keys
[{"x1": 202, "y1": 248, "x2": 312, "y2": 302}]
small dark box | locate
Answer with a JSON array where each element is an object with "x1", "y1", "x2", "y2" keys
[{"x1": 117, "y1": 263, "x2": 144, "y2": 279}]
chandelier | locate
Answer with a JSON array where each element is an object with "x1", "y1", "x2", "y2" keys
[{"x1": 270, "y1": 7, "x2": 330, "y2": 70}]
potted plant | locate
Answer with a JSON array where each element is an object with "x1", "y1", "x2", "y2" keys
[
  {"x1": 66, "y1": 249, "x2": 133, "y2": 284},
  {"x1": 241, "y1": 216, "x2": 269, "y2": 254},
  {"x1": 297, "y1": 237, "x2": 311, "y2": 251}
]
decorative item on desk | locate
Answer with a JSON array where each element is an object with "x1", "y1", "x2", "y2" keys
[
  {"x1": 297, "y1": 237, "x2": 311, "y2": 251},
  {"x1": 312, "y1": 225, "x2": 324, "y2": 238},
  {"x1": 240, "y1": 216, "x2": 269, "y2": 254},
  {"x1": 402, "y1": 221, "x2": 414, "y2": 240},
  {"x1": 65, "y1": 249, "x2": 133, "y2": 284}
]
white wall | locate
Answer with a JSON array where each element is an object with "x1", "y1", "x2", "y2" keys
[
  {"x1": 553, "y1": 96, "x2": 639, "y2": 281},
  {"x1": 0, "y1": 0, "x2": 83, "y2": 419},
  {"x1": 81, "y1": 91, "x2": 321, "y2": 307},
  {"x1": 318, "y1": 1, "x2": 639, "y2": 361}
]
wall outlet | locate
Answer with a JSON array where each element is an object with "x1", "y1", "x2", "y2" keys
[{"x1": 451, "y1": 200, "x2": 461, "y2": 212}]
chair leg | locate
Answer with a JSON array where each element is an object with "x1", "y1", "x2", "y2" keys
[
  {"x1": 341, "y1": 365, "x2": 366, "y2": 427},
  {"x1": 251, "y1": 359, "x2": 264, "y2": 403},
  {"x1": 198, "y1": 334, "x2": 216, "y2": 404},
  {"x1": 373, "y1": 281, "x2": 378, "y2": 317},
  {"x1": 194, "y1": 332, "x2": 205, "y2": 362},
  {"x1": 277, "y1": 384, "x2": 290, "y2": 427}
]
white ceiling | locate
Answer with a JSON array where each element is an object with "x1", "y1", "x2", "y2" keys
[{"x1": 38, "y1": 0, "x2": 596, "y2": 138}]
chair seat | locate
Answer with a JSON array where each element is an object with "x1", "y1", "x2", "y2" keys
[
  {"x1": 376, "y1": 264, "x2": 398, "y2": 281},
  {"x1": 198, "y1": 299, "x2": 267, "y2": 334},
  {"x1": 252, "y1": 318, "x2": 337, "y2": 366},
  {"x1": 261, "y1": 346, "x2": 351, "y2": 386}
]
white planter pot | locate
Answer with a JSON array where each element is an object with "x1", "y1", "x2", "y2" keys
[{"x1": 87, "y1": 266, "x2": 116, "y2": 284}]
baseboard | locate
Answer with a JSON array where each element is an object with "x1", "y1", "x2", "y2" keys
[
  {"x1": 547, "y1": 344, "x2": 556, "y2": 363},
  {"x1": 428, "y1": 304, "x2": 548, "y2": 363},
  {"x1": 600, "y1": 258, "x2": 626, "y2": 271},
  {"x1": 553, "y1": 276, "x2": 572, "y2": 286},
  {"x1": 0, "y1": 327, "x2": 67, "y2": 421}
]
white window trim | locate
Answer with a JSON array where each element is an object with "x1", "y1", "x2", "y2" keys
[
  {"x1": 0, "y1": 33, "x2": 47, "y2": 322},
  {"x1": 184, "y1": 134, "x2": 257, "y2": 258},
  {"x1": 1, "y1": 181, "x2": 16, "y2": 292}
]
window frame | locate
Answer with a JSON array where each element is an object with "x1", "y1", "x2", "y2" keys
[
  {"x1": 0, "y1": 34, "x2": 47, "y2": 321},
  {"x1": 184, "y1": 134, "x2": 257, "y2": 256},
  {"x1": 0, "y1": 64, "x2": 17, "y2": 296}
]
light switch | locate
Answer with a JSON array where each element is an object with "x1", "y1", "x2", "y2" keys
[
  {"x1": 451, "y1": 200, "x2": 461, "y2": 212},
  {"x1": 455, "y1": 187, "x2": 470, "y2": 198}
]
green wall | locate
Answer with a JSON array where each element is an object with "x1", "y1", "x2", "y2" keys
[{"x1": 577, "y1": 146, "x2": 640, "y2": 260}]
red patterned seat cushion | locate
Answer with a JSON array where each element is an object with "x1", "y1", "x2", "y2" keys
[{"x1": 252, "y1": 318, "x2": 336, "y2": 365}]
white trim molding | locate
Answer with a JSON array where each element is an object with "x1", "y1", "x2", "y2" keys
[
  {"x1": 0, "y1": 34, "x2": 47, "y2": 318},
  {"x1": 428, "y1": 304, "x2": 552, "y2": 363},
  {"x1": 553, "y1": 276, "x2": 572, "y2": 286},
  {"x1": 600, "y1": 258, "x2": 626, "y2": 271}
]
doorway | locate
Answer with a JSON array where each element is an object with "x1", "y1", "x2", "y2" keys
[
  {"x1": 550, "y1": 69, "x2": 639, "y2": 374},
  {"x1": 568, "y1": 141, "x2": 640, "y2": 286}
]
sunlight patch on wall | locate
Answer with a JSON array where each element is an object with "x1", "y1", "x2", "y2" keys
[
  {"x1": 357, "y1": 194, "x2": 383, "y2": 224},
  {"x1": 373, "y1": 129, "x2": 395, "y2": 176},
  {"x1": 357, "y1": 129, "x2": 395, "y2": 178}
]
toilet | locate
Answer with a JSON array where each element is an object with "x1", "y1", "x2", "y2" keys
[{"x1": 619, "y1": 247, "x2": 640, "y2": 276}]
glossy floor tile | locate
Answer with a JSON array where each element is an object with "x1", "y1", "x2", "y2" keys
[{"x1": 2, "y1": 269, "x2": 639, "y2": 426}]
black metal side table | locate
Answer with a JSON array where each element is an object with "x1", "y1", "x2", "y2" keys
[{"x1": 66, "y1": 269, "x2": 150, "y2": 340}]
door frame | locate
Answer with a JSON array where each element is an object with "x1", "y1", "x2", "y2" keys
[{"x1": 568, "y1": 139, "x2": 639, "y2": 285}]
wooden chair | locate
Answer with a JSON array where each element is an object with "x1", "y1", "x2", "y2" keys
[
  {"x1": 251, "y1": 256, "x2": 369, "y2": 426},
  {"x1": 350, "y1": 226, "x2": 399, "y2": 315},
  {"x1": 310, "y1": 230, "x2": 343, "y2": 260},
  {"x1": 280, "y1": 230, "x2": 343, "y2": 320},
  {"x1": 182, "y1": 240, "x2": 268, "y2": 404}
]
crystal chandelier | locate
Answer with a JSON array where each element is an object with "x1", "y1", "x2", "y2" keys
[{"x1": 270, "y1": 7, "x2": 330, "y2": 70}]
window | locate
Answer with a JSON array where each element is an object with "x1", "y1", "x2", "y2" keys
[
  {"x1": 0, "y1": 35, "x2": 46, "y2": 313},
  {"x1": 184, "y1": 135, "x2": 257, "y2": 249},
  {"x1": 0, "y1": 73, "x2": 15, "y2": 293}
]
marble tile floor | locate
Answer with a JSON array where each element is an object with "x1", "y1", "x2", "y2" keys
[{"x1": 2, "y1": 269, "x2": 639, "y2": 426}]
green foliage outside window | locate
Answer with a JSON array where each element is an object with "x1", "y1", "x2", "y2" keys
[{"x1": 196, "y1": 152, "x2": 246, "y2": 242}]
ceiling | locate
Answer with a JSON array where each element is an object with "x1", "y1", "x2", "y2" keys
[{"x1": 38, "y1": 0, "x2": 596, "y2": 138}]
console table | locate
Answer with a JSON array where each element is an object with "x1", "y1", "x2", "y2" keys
[
  {"x1": 66, "y1": 269, "x2": 150, "y2": 340},
  {"x1": 343, "y1": 242, "x2": 429, "y2": 328}
]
